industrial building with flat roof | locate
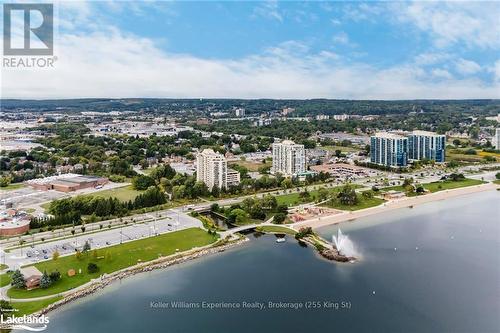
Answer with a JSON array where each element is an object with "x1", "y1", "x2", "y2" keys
[{"x1": 26, "y1": 174, "x2": 108, "y2": 192}]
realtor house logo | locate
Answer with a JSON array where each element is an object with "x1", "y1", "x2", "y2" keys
[{"x1": 3, "y1": 3, "x2": 56, "y2": 68}]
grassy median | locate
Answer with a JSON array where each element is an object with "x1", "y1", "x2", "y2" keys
[
  {"x1": 8, "y1": 228, "x2": 217, "y2": 299},
  {"x1": 11, "y1": 297, "x2": 63, "y2": 316}
]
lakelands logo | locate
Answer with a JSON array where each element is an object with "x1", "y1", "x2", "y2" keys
[
  {"x1": 2, "y1": 3, "x2": 56, "y2": 68},
  {"x1": 0, "y1": 314, "x2": 49, "y2": 331}
]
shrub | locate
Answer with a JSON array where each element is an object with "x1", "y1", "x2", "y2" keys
[
  {"x1": 49, "y1": 271, "x2": 61, "y2": 282},
  {"x1": 87, "y1": 263, "x2": 99, "y2": 274}
]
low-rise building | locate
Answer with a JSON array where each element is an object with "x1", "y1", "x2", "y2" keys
[
  {"x1": 26, "y1": 174, "x2": 108, "y2": 192},
  {"x1": 310, "y1": 163, "x2": 370, "y2": 178},
  {"x1": 0, "y1": 209, "x2": 31, "y2": 236}
]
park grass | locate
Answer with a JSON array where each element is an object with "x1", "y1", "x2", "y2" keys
[
  {"x1": 423, "y1": 178, "x2": 485, "y2": 192},
  {"x1": 0, "y1": 273, "x2": 12, "y2": 287},
  {"x1": 276, "y1": 184, "x2": 361, "y2": 207},
  {"x1": 381, "y1": 178, "x2": 484, "y2": 196},
  {"x1": 0, "y1": 263, "x2": 8, "y2": 270},
  {"x1": 324, "y1": 196, "x2": 385, "y2": 211},
  {"x1": 494, "y1": 180, "x2": 500, "y2": 185},
  {"x1": 321, "y1": 145, "x2": 360, "y2": 153},
  {"x1": 7, "y1": 228, "x2": 217, "y2": 299},
  {"x1": 379, "y1": 185, "x2": 419, "y2": 197},
  {"x1": 11, "y1": 297, "x2": 63, "y2": 316},
  {"x1": 40, "y1": 202, "x2": 51, "y2": 212},
  {"x1": 255, "y1": 225, "x2": 296, "y2": 235},
  {"x1": 88, "y1": 185, "x2": 144, "y2": 202},
  {"x1": 276, "y1": 192, "x2": 312, "y2": 206},
  {"x1": 228, "y1": 159, "x2": 271, "y2": 172},
  {"x1": 0, "y1": 183, "x2": 24, "y2": 191}
]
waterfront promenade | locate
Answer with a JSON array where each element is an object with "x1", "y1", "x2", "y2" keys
[{"x1": 293, "y1": 182, "x2": 499, "y2": 230}]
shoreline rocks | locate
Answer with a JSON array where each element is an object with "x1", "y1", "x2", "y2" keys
[{"x1": 33, "y1": 237, "x2": 249, "y2": 317}]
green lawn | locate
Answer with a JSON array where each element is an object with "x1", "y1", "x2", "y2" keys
[
  {"x1": 228, "y1": 160, "x2": 272, "y2": 172},
  {"x1": 0, "y1": 183, "x2": 25, "y2": 191},
  {"x1": 12, "y1": 297, "x2": 63, "y2": 316},
  {"x1": 0, "y1": 263, "x2": 8, "y2": 270},
  {"x1": 423, "y1": 178, "x2": 485, "y2": 192},
  {"x1": 0, "y1": 273, "x2": 11, "y2": 287},
  {"x1": 7, "y1": 228, "x2": 217, "y2": 299},
  {"x1": 276, "y1": 192, "x2": 311, "y2": 206},
  {"x1": 380, "y1": 185, "x2": 419, "y2": 197},
  {"x1": 381, "y1": 178, "x2": 485, "y2": 195},
  {"x1": 88, "y1": 185, "x2": 144, "y2": 202},
  {"x1": 276, "y1": 185, "x2": 362, "y2": 207},
  {"x1": 494, "y1": 180, "x2": 500, "y2": 185},
  {"x1": 324, "y1": 196, "x2": 385, "y2": 211},
  {"x1": 255, "y1": 225, "x2": 296, "y2": 235},
  {"x1": 321, "y1": 145, "x2": 360, "y2": 153},
  {"x1": 40, "y1": 202, "x2": 51, "y2": 212}
]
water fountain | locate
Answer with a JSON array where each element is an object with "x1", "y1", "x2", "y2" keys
[{"x1": 332, "y1": 228, "x2": 357, "y2": 258}]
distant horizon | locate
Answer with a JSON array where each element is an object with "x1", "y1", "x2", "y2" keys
[{"x1": 1, "y1": 97, "x2": 500, "y2": 102}]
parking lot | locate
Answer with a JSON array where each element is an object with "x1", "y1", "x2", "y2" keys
[{"x1": 1, "y1": 209, "x2": 202, "y2": 270}]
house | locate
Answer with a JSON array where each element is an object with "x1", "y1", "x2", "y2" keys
[{"x1": 20, "y1": 266, "x2": 43, "y2": 289}]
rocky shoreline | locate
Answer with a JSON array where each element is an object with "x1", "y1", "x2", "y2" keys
[{"x1": 33, "y1": 236, "x2": 249, "y2": 317}]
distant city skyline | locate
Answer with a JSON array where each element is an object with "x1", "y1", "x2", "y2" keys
[{"x1": 1, "y1": 1, "x2": 499, "y2": 99}]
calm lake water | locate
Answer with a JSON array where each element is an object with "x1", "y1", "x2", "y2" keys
[{"x1": 44, "y1": 191, "x2": 500, "y2": 333}]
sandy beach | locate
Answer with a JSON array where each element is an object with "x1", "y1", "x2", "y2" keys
[{"x1": 292, "y1": 183, "x2": 499, "y2": 230}]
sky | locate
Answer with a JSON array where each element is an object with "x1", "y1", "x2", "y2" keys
[{"x1": 1, "y1": 0, "x2": 500, "y2": 99}]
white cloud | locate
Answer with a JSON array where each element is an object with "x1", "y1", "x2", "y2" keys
[
  {"x1": 332, "y1": 31, "x2": 349, "y2": 45},
  {"x1": 431, "y1": 68, "x2": 453, "y2": 80},
  {"x1": 330, "y1": 18, "x2": 341, "y2": 26},
  {"x1": 396, "y1": 1, "x2": 500, "y2": 49},
  {"x1": 414, "y1": 52, "x2": 452, "y2": 66},
  {"x1": 455, "y1": 58, "x2": 481, "y2": 75},
  {"x1": 491, "y1": 60, "x2": 500, "y2": 82},
  {"x1": 2, "y1": 30, "x2": 499, "y2": 100},
  {"x1": 252, "y1": 0, "x2": 283, "y2": 22}
]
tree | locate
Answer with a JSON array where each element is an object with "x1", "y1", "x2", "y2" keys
[
  {"x1": 0, "y1": 300, "x2": 13, "y2": 318},
  {"x1": 11, "y1": 269, "x2": 26, "y2": 289},
  {"x1": 83, "y1": 241, "x2": 91, "y2": 253},
  {"x1": 402, "y1": 177, "x2": 414, "y2": 187},
  {"x1": 49, "y1": 271, "x2": 61, "y2": 282},
  {"x1": 317, "y1": 187, "x2": 329, "y2": 201},
  {"x1": 496, "y1": 172, "x2": 500, "y2": 180},
  {"x1": 0, "y1": 177, "x2": 11, "y2": 187},
  {"x1": 273, "y1": 213, "x2": 286, "y2": 224},
  {"x1": 281, "y1": 178, "x2": 293, "y2": 189},
  {"x1": 132, "y1": 175, "x2": 155, "y2": 190},
  {"x1": 87, "y1": 262, "x2": 99, "y2": 274},
  {"x1": 40, "y1": 271, "x2": 52, "y2": 288},
  {"x1": 337, "y1": 184, "x2": 358, "y2": 206},
  {"x1": 52, "y1": 250, "x2": 60, "y2": 261},
  {"x1": 362, "y1": 190, "x2": 374, "y2": 199},
  {"x1": 453, "y1": 139, "x2": 461, "y2": 147},
  {"x1": 228, "y1": 208, "x2": 248, "y2": 224}
]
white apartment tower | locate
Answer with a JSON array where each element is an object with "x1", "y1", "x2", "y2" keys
[
  {"x1": 272, "y1": 140, "x2": 306, "y2": 176},
  {"x1": 494, "y1": 128, "x2": 500, "y2": 149},
  {"x1": 196, "y1": 149, "x2": 240, "y2": 190}
]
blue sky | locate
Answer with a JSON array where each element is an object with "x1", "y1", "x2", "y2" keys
[{"x1": 2, "y1": 1, "x2": 500, "y2": 99}]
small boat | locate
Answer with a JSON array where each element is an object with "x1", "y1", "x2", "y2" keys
[{"x1": 276, "y1": 237, "x2": 286, "y2": 243}]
